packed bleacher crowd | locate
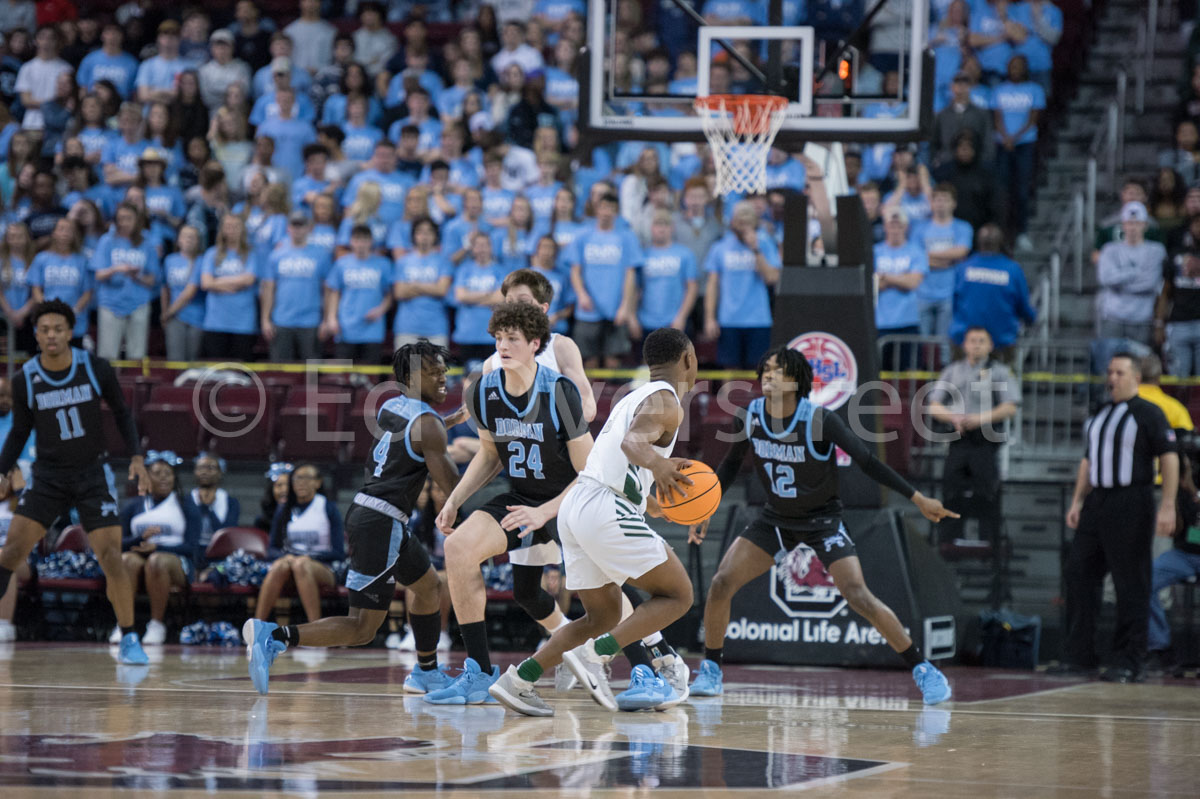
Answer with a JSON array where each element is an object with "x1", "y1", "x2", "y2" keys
[
  {"x1": 0, "y1": 0, "x2": 1076, "y2": 646},
  {"x1": 0, "y1": 0, "x2": 1065, "y2": 375}
]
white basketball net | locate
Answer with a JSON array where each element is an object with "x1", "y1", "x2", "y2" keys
[{"x1": 695, "y1": 95, "x2": 789, "y2": 197}]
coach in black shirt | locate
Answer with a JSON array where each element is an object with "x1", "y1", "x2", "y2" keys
[{"x1": 1061, "y1": 353, "x2": 1179, "y2": 682}]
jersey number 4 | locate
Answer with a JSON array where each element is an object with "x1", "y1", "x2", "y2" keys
[
  {"x1": 372, "y1": 432, "x2": 393, "y2": 477},
  {"x1": 56, "y1": 407, "x2": 85, "y2": 441},
  {"x1": 764, "y1": 463, "x2": 797, "y2": 498},
  {"x1": 507, "y1": 441, "x2": 544, "y2": 480}
]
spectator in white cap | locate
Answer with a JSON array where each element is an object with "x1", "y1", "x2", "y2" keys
[
  {"x1": 250, "y1": 57, "x2": 316, "y2": 127},
  {"x1": 199, "y1": 29, "x2": 251, "y2": 113},
  {"x1": 1094, "y1": 201, "x2": 1167, "y2": 370},
  {"x1": 252, "y1": 33, "x2": 312, "y2": 99}
]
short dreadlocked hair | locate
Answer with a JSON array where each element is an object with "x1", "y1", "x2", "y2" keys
[
  {"x1": 392, "y1": 339, "x2": 450, "y2": 387},
  {"x1": 487, "y1": 302, "x2": 549, "y2": 355},
  {"x1": 757, "y1": 345, "x2": 813, "y2": 398}
]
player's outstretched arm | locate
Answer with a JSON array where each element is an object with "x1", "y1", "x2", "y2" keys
[{"x1": 817, "y1": 408, "x2": 959, "y2": 523}]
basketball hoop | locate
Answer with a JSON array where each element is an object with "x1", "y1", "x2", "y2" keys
[{"x1": 695, "y1": 94, "x2": 789, "y2": 197}]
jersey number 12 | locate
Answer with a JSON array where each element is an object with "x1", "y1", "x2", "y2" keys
[
  {"x1": 56, "y1": 406, "x2": 85, "y2": 440},
  {"x1": 764, "y1": 463, "x2": 797, "y2": 498}
]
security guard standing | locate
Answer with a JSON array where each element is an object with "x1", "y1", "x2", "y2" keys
[
  {"x1": 1060, "y1": 353, "x2": 1179, "y2": 682},
  {"x1": 928, "y1": 326, "x2": 1021, "y2": 550}
]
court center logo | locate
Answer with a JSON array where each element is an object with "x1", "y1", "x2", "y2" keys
[
  {"x1": 788, "y1": 332, "x2": 857, "y2": 411},
  {"x1": 770, "y1": 544, "x2": 847, "y2": 620}
]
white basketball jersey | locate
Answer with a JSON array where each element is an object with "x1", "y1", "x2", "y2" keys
[
  {"x1": 485, "y1": 332, "x2": 560, "y2": 374},
  {"x1": 580, "y1": 380, "x2": 679, "y2": 512}
]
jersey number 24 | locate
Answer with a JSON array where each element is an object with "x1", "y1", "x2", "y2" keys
[{"x1": 507, "y1": 441, "x2": 544, "y2": 480}]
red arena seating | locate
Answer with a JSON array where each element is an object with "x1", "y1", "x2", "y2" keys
[
  {"x1": 200, "y1": 384, "x2": 279, "y2": 459},
  {"x1": 140, "y1": 385, "x2": 205, "y2": 457},
  {"x1": 203, "y1": 527, "x2": 270, "y2": 561},
  {"x1": 277, "y1": 384, "x2": 353, "y2": 461}
]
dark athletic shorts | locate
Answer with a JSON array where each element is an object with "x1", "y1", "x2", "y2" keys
[
  {"x1": 344, "y1": 504, "x2": 432, "y2": 611},
  {"x1": 17, "y1": 463, "x2": 121, "y2": 532},
  {"x1": 738, "y1": 516, "x2": 858, "y2": 567},
  {"x1": 474, "y1": 491, "x2": 559, "y2": 552}
]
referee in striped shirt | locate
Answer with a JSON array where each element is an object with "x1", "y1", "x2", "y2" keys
[{"x1": 1061, "y1": 353, "x2": 1179, "y2": 682}]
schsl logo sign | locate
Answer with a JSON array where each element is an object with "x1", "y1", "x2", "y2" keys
[{"x1": 787, "y1": 331, "x2": 858, "y2": 410}]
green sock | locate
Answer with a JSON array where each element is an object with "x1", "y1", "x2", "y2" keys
[
  {"x1": 517, "y1": 658, "x2": 544, "y2": 682},
  {"x1": 594, "y1": 634, "x2": 621, "y2": 657}
]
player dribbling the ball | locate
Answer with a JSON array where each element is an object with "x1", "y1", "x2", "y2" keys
[{"x1": 489, "y1": 328, "x2": 699, "y2": 717}]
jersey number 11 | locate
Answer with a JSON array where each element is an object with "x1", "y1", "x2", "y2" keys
[{"x1": 56, "y1": 407, "x2": 85, "y2": 440}]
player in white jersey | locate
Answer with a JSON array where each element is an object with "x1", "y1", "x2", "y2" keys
[
  {"x1": 446, "y1": 268, "x2": 597, "y2": 426},
  {"x1": 489, "y1": 328, "x2": 698, "y2": 717},
  {"x1": 452, "y1": 269, "x2": 689, "y2": 695}
]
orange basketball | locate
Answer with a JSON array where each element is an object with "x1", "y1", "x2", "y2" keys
[{"x1": 658, "y1": 461, "x2": 722, "y2": 526}]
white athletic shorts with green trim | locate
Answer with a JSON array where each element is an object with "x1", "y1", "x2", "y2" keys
[{"x1": 558, "y1": 477, "x2": 669, "y2": 591}]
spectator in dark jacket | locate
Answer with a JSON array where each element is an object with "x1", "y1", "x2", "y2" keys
[
  {"x1": 118, "y1": 450, "x2": 202, "y2": 645},
  {"x1": 949, "y1": 223, "x2": 1037, "y2": 352},
  {"x1": 505, "y1": 72, "x2": 562, "y2": 151},
  {"x1": 190, "y1": 452, "x2": 240, "y2": 556},
  {"x1": 932, "y1": 72, "x2": 995, "y2": 169},
  {"x1": 934, "y1": 130, "x2": 1004, "y2": 232}
]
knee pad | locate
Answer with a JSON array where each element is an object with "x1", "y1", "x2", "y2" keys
[{"x1": 511, "y1": 564, "x2": 556, "y2": 622}]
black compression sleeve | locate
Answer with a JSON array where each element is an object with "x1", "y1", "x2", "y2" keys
[
  {"x1": 94, "y1": 357, "x2": 141, "y2": 456},
  {"x1": 0, "y1": 375, "x2": 34, "y2": 475},
  {"x1": 816, "y1": 408, "x2": 916, "y2": 499},
  {"x1": 714, "y1": 409, "x2": 750, "y2": 493}
]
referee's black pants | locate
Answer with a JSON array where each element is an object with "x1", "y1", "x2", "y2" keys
[
  {"x1": 940, "y1": 437, "x2": 1002, "y2": 546},
  {"x1": 1064, "y1": 486, "x2": 1155, "y2": 672}
]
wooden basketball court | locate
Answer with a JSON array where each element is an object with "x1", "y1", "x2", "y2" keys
[{"x1": 0, "y1": 643, "x2": 1196, "y2": 796}]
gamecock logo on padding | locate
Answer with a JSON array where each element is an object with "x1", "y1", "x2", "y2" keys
[
  {"x1": 788, "y1": 331, "x2": 857, "y2": 411},
  {"x1": 769, "y1": 544, "x2": 847, "y2": 620}
]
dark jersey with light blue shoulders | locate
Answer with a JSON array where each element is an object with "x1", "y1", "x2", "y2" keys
[
  {"x1": 716, "y1": 396, "x2": 917, "y2": 529},
  {"x1": 467, "y1": 363, "x2": 587, "y2": 502},
  {"x1": 360, "y1": 394, "x2": 441, "y2": 515},
  {"x1": 0, "y1": 348, "x2": 140, "y2": 475}
]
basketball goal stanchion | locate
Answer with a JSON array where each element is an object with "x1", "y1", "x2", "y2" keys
[{"x1": 694, "y1": 94, "x2": 790, "y2": 196}]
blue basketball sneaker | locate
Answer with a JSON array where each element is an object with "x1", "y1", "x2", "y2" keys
[
  {"x1": 423, "y1": 657, "x2": 499, "y2": 704},
  {"x1": 117, "y1": 631, "x2": 149, "y2": 665},
  {"x1": 403, "y1": 663, "x2": 453, "y2": 694},
  {"x1": 688, "y1": 659, "x2": 723, "y2": 697},
  {"x1": 616, "y1": 665, "x2": 678, "y2": 712},
  {"x1": 243, "y1": 619, "x2": 287, "y2": 695},
  {"x1": 913, "y1": 662, "x2": 952, "y2": 705}
]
